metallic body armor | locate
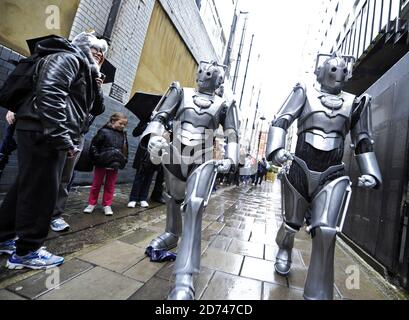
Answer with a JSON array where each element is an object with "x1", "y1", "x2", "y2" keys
[
  {"x1": 266, "y1": 53, "x2": 382, "y2": 300},
  {"x1": 141, "y1": 61, "x2": 239, "y2": 300}
]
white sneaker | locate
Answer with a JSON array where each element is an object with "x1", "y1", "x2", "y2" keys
[
  {"x1": 83, "y1": 205, "x2": 95, "y2": 214},
  {"x1": 140, "y1": 201, "x2": 149, "y2": 208},
  {"x1": 104, "y1": 206, "x2": 114, "y2": 216},
  {"x1": 127, "y1": 201, "x2": 137, "y2": 208}
]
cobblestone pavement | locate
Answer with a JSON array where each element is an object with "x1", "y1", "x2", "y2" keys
[{"x1": 0, "y1": 181, "x2": 407, "y2": 300}]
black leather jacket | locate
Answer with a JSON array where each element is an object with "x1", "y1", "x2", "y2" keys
[
  {"x1": 90, "y1": 126, "x2": 128, "y2": 170},
  {"x1": 16, "y1": 37, "x2": 102, "y2": 150}
]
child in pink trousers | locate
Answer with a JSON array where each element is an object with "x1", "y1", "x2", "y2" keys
[{"x1": 84, "y1": 112, "x2": 128, "y2": 216}]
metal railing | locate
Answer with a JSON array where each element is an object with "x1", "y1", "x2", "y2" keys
[{"x1": 337, "y1": 0, "x2": 403, "y2": 60}]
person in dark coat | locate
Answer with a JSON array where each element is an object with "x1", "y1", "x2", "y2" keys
[
  {"x1": 255, "y1": 157, "x2": 268, "y2": 185},
  {"x1": 128, "y1": 121, "x2": 160, "y2": 208},
  {"x1": 84, "y1": 112, "x2": 128, "y2": 216},
  {"x1": 0, "y1": 32, "x2": 104, "y2": 270}
]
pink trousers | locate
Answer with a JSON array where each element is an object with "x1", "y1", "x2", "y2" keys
[{"x1": 88, "y1": 167, "x2": 118, "y2": 206}]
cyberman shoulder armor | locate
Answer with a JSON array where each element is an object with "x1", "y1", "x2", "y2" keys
[
  {"x1": 266, "y1": 83, "x2": 306, "y2": 160},
  {"x1": 141, "y1": 81, "x2": 183, "y2": 142}
]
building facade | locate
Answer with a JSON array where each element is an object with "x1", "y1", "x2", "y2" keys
[{"x1": 0, "y1": 0, "x2": 235, "y2": 190}]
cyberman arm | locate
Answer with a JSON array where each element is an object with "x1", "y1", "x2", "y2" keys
[
  {"x1": 266, "y1": 83, "x2": 307, "y2": 166},
  {"x1": 350, "y1": 94, "x2": 382, "y2": 189},
  {"x1": 219, "y1": 100, "x2": 240, "y2": 173},
  {"x1": 140, "y1": 82, "x2": 183, "y2": 162}
]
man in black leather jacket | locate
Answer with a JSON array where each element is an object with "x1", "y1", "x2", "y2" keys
[{"x1": 0, "y1": 33, "x2": 107, "y2": 269}]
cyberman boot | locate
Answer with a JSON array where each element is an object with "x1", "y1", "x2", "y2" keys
[{"x1": 275, "y1": 222, "x2": 298, "y2": 276}]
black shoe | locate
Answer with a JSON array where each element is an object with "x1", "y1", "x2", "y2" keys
[{"x1": 151, "y1": 195, "x2": 166, "y2": 204}]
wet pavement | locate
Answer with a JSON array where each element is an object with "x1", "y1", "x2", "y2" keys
[{"x1": 0, "y1": 181, "x2": 407, "y2": 300}]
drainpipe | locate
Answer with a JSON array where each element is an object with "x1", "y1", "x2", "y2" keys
[{"x1": 103, "y1": 0, "x2": 123, "y2": 43}]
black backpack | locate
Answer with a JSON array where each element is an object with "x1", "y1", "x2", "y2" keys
[{"x1": 0, "y1": 53, "x2": 44, "y2": 112}]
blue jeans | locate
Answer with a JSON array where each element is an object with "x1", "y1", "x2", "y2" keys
[{"x1": 129, "y1": 171, "x2": 155, "y2": 202}]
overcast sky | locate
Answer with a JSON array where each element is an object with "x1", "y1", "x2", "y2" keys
[{"x1": 226, "y1": 0, "x2": 322, "y2": 122}]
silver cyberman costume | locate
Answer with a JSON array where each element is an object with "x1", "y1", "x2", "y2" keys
[
  {"x1": 266, "y1": 52, "x2": 382, "y2": 300},
  {"x1": 141, "y1": 61, "x2": 239, "y2": 300}
]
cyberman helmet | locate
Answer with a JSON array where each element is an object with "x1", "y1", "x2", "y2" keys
[
  {"x1": 196, "y1": 61, "x2": 226, "y2": 95},
  {"x1": 314, "y1": 52, "x2": 355, "y2": 94}
]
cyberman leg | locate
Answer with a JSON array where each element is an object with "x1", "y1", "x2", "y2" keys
[
  {"x1": 275, "y1": 174, "x2": 309, "y2": 276},
  {"x1": 168, "y1": 160, "x2": 218, "y2": 300},
  {"x1": 146, "y1": 164, "x2": 185, "y2": 256},
  {"x1": 304, "y1": 176, "x2": 351, "y2": 300}
]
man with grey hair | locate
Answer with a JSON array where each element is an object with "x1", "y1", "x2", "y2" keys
[
  {"x1": 50, "y1": 32, "x2": 108, "y2": 232},
  {"x1": 0, "y1": 32, "x2": 107, "y2": 269}
]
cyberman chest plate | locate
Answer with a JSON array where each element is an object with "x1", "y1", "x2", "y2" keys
[
  {"x1": 173, "y1": 88, "x2": 226, "y2": 147},
  {"x1": 297, "y1": 84, "x2": 356, "y2": 151}
]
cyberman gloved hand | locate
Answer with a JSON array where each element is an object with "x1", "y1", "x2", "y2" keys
[
  {"x1": 358, "y1": 174, "x2": 377, "y2": 188},
  {"x1": 272, "y1": 148, "x2": 294, "y2": 167},
  {"x1": 148, "y1": 136, "x2": 168, "y2": 164}
]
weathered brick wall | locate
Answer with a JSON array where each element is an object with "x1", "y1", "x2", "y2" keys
[{"x1": 66, "y1": 0, "x2": 154, "y2": 186}]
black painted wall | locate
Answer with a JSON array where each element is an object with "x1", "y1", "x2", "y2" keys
[{"x1": 343, "y1": 51, "x2": 409, "y2": 290}]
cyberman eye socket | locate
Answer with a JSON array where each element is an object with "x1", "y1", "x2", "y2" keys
[
  {"x1": 344, "y1": 68, "x2": 348, "y2": 73},
  {"x1": 331, "y1": 67, "x2": 337, "y2": 72},
  {"x1": 199, "y1": 70, "x2": 203, "y2": 74},
  {"x1": 206, "y1": 72, "x2": 211, "y2": 76}
]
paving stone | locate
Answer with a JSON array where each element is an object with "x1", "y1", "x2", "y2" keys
[
  {"x1": 207, "y1": 221, "x2": 226, "y2": 233},
  {"x1": 123, "y1": 257, "x2": 167, "y2": 283},
  {"x1": 220, "y1": 226, "x2": 251, "y2": 241},
  {"x1": 7, "y1": 259, "x2": 94, "y2": 299},
  {"x1": 194, "y1": 267, "x2": 216, "y2": 300},
  {"x1": 240, "y1": 256, "x2": 287, "y2": 286},
  {"x1": 201, "y1": 248, "x2": 244, "y2": 275},
  {"x1": 118, "y1": 228, "x2": 160, "y2": 248},
  {"x1": 262, "y1": 282, "x2": 304, "y2": 300},
  {"x1": 79, "y1": 240, "x2": 146, "y2": 273},
  {"x1": 203, "y1": 213, "x2": 221, "y2": 222},
  {"x1": 225, "y1": 219, "x2": 241, "y2": 228},
  {"x1": 250, "y1": 223, "x2": 266, "y2": 234},
  {"x1": 150, "y1": 219, "x2": 166, "y2": 230},
  {"x1": 38, "y1": 267, "x2": 143, "y2": 300},
  {"x1": 249, "y1": 232, "x2": 276, "y2": 244},
  {"x1": 294, "y1": 238, "x2": 312, "y2": 252},
  {"x1": 128, "y1": 276, "x2": 171, "y2": 300},
  {"x1": 227, "y1": 239, "x2": 264, "y2": 259},
  {"x1": 287, "y1": 266, "x2": 308, "y2": 290},
  {"x1": 0, "y1": 289, "x2": 25, "y2": 300},
  {"x1": 295, "y1": 229, "x2": 311, "y2": 241},
  {"x1": 264, "y1": 244, "x2": 279, "y2": 261},
  {"x1": 201, "y1": 271, "x2": 262, "y2": 300},
  {"x1": 209, "y1": 235, "x2": 233, "y2": 251},
  {"x1": 334, "y1": 264, "x2": 388, "y2": 300},
  {"x1": 201, "y1": 228, "x2": 221, "y2": 242},
  {"x1": 202, "y1": 220, "x2": 212, "y2": 230}
]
